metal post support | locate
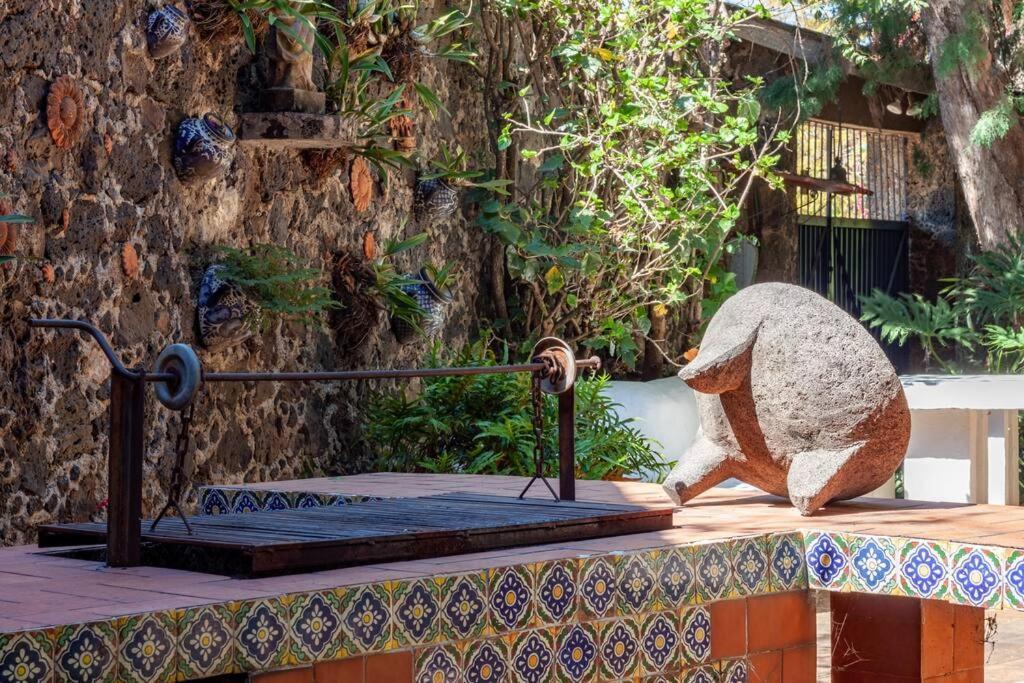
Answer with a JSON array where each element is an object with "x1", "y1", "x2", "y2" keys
[
  {"x1": 558, "y1": 387, "x2": 576, "y2": 501},
  {"x1": 107, "y1": 371, "x2": 145, "y2": 567}
]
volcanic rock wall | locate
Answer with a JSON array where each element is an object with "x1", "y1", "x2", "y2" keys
[{"x1": 0, "y1": 0, "x2": 493, "y2": 544}]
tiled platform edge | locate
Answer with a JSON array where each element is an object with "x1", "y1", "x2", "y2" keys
[
  {"x1": 4, "y1": 527, "x2": 1024, "y2": 680},
  {"x1": 197, "y1": 486, "x2": 384, "y2": 515}
]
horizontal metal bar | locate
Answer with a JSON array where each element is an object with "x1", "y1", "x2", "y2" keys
[{"x1": 31, "y1": 318, "x2": 602, "y2": 385}]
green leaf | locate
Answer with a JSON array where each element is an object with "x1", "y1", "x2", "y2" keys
[{"x1": 545, "y1": 265, "x2": 565, "y2": 294}]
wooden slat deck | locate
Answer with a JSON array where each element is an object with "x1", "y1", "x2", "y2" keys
[{"x1": 37, "y1": 493, "x2": 674, "y2": 577}]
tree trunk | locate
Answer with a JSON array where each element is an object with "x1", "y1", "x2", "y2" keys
[{"x1": 922, "y1": 0, "x2": 1024, "y2": 250}]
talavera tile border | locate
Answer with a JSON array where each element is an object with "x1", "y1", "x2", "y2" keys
[{"x1": 9, "y1": 523, "x2": 1024, "y2": 678}]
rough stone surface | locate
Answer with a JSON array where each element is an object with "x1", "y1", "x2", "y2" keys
[
  {"x1": 0, "y1": 0, "x2": 492, "y2": 545},
  {"x1": 663, "y1": 283, "x2": 911, "y2": 515}
]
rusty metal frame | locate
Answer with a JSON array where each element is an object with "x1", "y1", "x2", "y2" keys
[{"x1": 29, "y1": 318, "x2": 599, "y2": 568}]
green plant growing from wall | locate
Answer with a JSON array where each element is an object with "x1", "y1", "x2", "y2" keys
[
  {"x1": 214, "y1": 244, "x2": 339, "y2": 331},
  {"x1": 860, "y1": 234, "x2": 1024, "y2": 372},
  {"x1": 364, "y1": 338, "x2": 666, "y2": 481},
  {"x1": 0, "y1": 196, "x2": 34, "y2": 267}
]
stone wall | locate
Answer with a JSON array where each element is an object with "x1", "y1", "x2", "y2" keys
[{"x1": 0, "y1": 0, "x2": 493, "y2": 544}]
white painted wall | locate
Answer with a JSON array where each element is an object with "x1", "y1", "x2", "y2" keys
[{"x1": 604, "y1": 378, "x2": 699, "y2": 482}]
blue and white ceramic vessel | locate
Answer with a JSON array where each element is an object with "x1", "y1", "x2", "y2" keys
[
  {"x1": 197, "y1": 265, "x2": 261, "y2": 350},
  {"x1": 391, "y1": 268, "x2": 453, "y2": 344},
  {"x1": 147, "y1": 5, "x2": 189, "y2": 59},
  {"x1": 173, "y1": 113, "x2": 235, "y2": 184}
]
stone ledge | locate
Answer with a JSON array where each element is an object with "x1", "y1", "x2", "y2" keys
[{"x1": 238, "y1": 112, "x2": 359, "y2": 150}]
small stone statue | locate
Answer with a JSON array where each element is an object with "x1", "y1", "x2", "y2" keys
[
  {"x1": 663, "y1": 283, "x2": 910, "y2": 515},
  {"x1": 264, "y1": 4, "x2": 325, "y2": 113}
]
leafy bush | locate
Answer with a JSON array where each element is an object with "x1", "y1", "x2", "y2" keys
[
  {"x1": 475, "y1": 1, "x2": 789, "y2": 369},
  {"x1": 364, "y1": 340, "x2": 667, "y2": 481},
  {"x1": 860, "y1": 234, "x2": 1024, "y2": 372}
]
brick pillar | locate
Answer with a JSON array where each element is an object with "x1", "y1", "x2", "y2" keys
[
  {"x1": 710, "y1": 591, "x2": 818, "y2": 682},
  {"x1": 830, "y1": 593, "x2": 985, "y2": 682}
]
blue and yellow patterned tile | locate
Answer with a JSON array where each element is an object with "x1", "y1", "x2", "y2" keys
[
  {"x1": 462, "y1": 635, "x2": 510, "y2": 683},
  {"x1": 1, "y1": 629, "x2": 53, "y2": 683},
  {"x1": 291, "y1": 492, "x2": 323, "y2": 510},
  {"x1": 534, "y1": 560, "x2": 579, "y2": 627},
  {"x1": 552, "y1": 622, "x2": 599, "y2": 683},
  {"x1": 730, "y1": 537, "x2": 769, "y2": 597},
  {"x1": 597, "y1": 618, "x2": 640, "y2": 681},
  {"x1": 390, "y1": 579, "x2": 441, "y2": 648},
  {"x1": 487, "y1": 565, "x2": 535, "y2": 634},
  {"x1": 262, "y1": 490, "x2": 291, "y2": 512},
  {"x1": 617, "y1": 552, "x2": 658, "y2": 615},
  {"x1": 117, "y1": 611, "x2": 177, "y2": 683},
  {"x1": 718, "y1": 657, "x2": 748, "y2": 683},
  {"x1": 199, "y1": 487, "x2": 232, "y2": 515},
  {"x1": 655, "y1": 546, "x2": 696, "y2": 611},
  {"x1": 847, "y1": 535, "x2": 899, "y2": 595},
  {"x1": 230, "y1": 489, "x2": 263, "y2": 514},
  {"x1": 679, "y1": 606, "x2": 712, "y2": 667},
  {"x1": 339, "y1": 583, "x2": 392, "y2": 654},
  {"x1": 437, "y1": 573, "x2": 489, "y2": 641},
  {"x1": 508, "y1": 627, "x2": 556, "y2": 683},
  {"x1": 637, "y1": 611, "x2": 681, "y2": 677},
  {"x1": 289, "y1": 590, "x2": 346, "y2": 663},
  {"x1": 235, "y1": 597, "x2": 292, "y2": 671},
  {"x1": 414, "y1": 642, "x2": 462, "y2": 683},
  {"x1": 50, "y1": 620, "x2": 117, "y2": 683},
  {"x1": 1003, "y1": 548, "x2": 1024, "y2": 611},
  {"x1": 577, "y1": 556, "x2": 618, "y2": 621},
  {"x1": 804, "y1": 531, "x2": 850, "y2": 591},
  {"x1": 768, "y1": 532, "x2": 805, "y2": 593},
  {"x1": 682, "y1": 663, "x2": 720, "y2": 682},
  {"x1": 176, "y1": 602, "x2": 237, "y2": 680},
  {"x1": 694, "y1": 542, "x2": 734, "y2": 603},
  {"x1": 897, "y1": 539, "x2": 949, "y2": 600},
  {"x1": 948, "y1": 543, "x2": 1002, "y2": 609}
]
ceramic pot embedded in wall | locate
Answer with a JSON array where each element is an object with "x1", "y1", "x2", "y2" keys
[
  {"x1": 147, "y1": 5, "x2": 190, "y2": 59},
  {"x1": 173, "y1": 113, "x2": 235, "y2": 184},
  {"x1": 197, "y1": 265, "x2": 261, "y2": 350},
  {"x1": 413, "y1": 177, "x2": 459, "y2": 222},
  {"x1": 390, "y1": 268, "x2": 453, "y2": 344}
]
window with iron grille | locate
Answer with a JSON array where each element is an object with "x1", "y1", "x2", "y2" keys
[{"x1": 796, "y1": 119, "x2": 911, "y2": 222}]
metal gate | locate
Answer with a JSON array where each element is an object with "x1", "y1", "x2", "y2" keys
[{"x1": 795, "y1": 120, "x2": 911, "y2": 370}]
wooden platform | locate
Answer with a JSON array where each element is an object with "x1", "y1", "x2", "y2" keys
[{"x1": 36, "y1": 493, "x2": 673, "y2": 578}]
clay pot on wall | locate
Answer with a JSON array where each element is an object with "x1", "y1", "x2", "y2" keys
[
  {"x1": 390, "y1": 268, "x2": 453, "y2": 344},
  {"x1": 196, "y1": 265, "x2": 261, "y2": 350},
  {"x1": 413, "y1": 177, "x2": 459, "y2": 222},
  {"x1": 147, "y1": 5, "x2": 190, "y2": 59},
  {"x1": 173, "y1": 113, "x2": 235, "y2": 184}
]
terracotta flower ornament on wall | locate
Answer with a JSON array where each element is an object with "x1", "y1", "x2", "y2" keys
[
  {"x1": 121, "y1": 243, "x2": 140, "y2": 280},
  {"x1": 349, "y1": 156, "x2": 373, "y2": 213},
  {"x1": 46, "y1": 76, "x2": 86, "y2": 150},
  {"x1": 0, "y1": 199, "x2": 17, "y2": 261}
]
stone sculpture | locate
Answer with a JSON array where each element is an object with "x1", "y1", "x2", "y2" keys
[
  {"x1": 264, "y1": 4, "x2": 325, "y2": 113},
  {"x1": 663, "y1": 282, "x2": 910, "y2": 515}
]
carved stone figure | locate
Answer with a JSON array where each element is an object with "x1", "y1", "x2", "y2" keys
[
  {"x1": 663, "y1": 282, "x2": 910, "y2": 515},
  {"x1": 264, "y1": 4, "x2": 325, "y2": 113}
]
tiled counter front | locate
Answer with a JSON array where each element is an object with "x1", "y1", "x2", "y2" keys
[
  {"x1": 7, "y1": 524, "x2": 1024, "y2": 681},
  {"x1": 0, "y1": 533, "x2": 805, "y2": 682}
]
